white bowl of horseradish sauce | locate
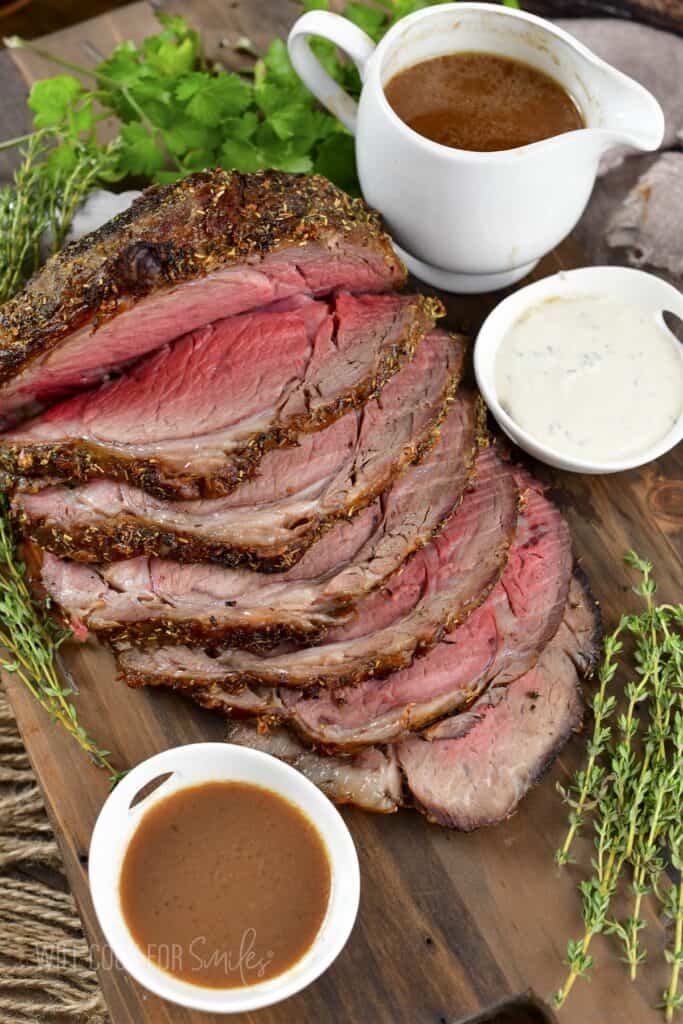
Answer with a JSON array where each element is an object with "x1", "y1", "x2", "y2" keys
[
  {"x1": 89, "y1": 743, "x2": 359, "y2": 1013},
  {"x1": 474, "y1": 267, "x2": 683, "y2": 473}
]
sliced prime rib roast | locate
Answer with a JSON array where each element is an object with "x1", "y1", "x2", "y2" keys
[
  {"x1": 116, "y1": 447, "x2": 518, "y2": 690},
  {"x1": 224, "y1": 576, "x2": 600, "y2": 828},
  {"x1": 12, "y1": 330, "x2": 464, "y2": 569},
  {"x1": 398, "y1": 576, "x2": 600, "y2": 829},
  {"x1": 0, "y1": 170, "x2": 404, "y2": 429},
  {"x1": 168, "y1": 471, "x2": 572, "y2": 747},
  {"x1": 1, "y1": 291, "x2": 440, "y2": 499},
  {"x1": 36, "y1": 392, "x2": 482, "y2": 647}
]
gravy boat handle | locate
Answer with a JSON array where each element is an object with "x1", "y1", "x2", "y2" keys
[{"x1": 288, "y1": 11, "x2": 376, "y2": 134}]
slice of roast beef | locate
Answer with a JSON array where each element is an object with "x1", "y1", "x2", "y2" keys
[
  {"x1": 38, "y1": 392, "x2": 481, "y2": 646},
  {"x1": 36, "y1": 507, "x2": 378, "y2": 647},
  {"x1": 398, "y1": 576, "x2": 600, "y2": 829},
  {"x1": 13, "y1": 330, "x2": 463, "y2": 567},
  {"x1": 222, "y1": 577, "x2": 601, "y2": 828},
  {"x1": 116, "y1": 447, "x2": 518, "y2": 690},
  {"x1": 226, "y1": 722, "x2": 403, "y2": 814},
  {"x1": 0, "y1": 170, "x2": 404, "y2": 428},
  {"x1": 1, "y1": 292, "x2": 439, "y2": 499}
]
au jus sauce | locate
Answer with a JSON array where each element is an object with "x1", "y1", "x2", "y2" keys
[
  {"x1": 119, "y1": 780, "x2": 331, "y2": 988},
  {"x1": 385, "y1": 52, "x2": 583, "y2": 152}
]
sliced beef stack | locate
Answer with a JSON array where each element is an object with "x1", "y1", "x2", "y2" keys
[
  {"x1": 0, "y1": 169, "x2": 599, "y2": 832},
  {"x1": 13, "y1": 326, "x2": 466, "y2": 567},
  {"x1": 1, "y1": 291, "x2": 440, "y2": 498}
]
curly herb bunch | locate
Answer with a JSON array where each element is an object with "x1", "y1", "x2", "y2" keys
[
  {"x1": 555, "y1": 552, "x2": 683, "y2": 1020},
  {"x1": 0, "y1": 497, "x2": 124, "y2": 786}
]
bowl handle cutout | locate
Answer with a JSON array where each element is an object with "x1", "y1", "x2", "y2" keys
[
  {"x1": 128, "y1": 771, "x2": 176, "y2": 813},
  {"x1": 661, "y1": 310, "x2": 683, "y2": 345}
]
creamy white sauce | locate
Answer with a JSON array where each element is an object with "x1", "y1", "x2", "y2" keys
[{"x1": 494, "y1": 294, "x2": 683, "y2": 462}]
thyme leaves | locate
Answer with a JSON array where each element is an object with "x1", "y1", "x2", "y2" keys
[{"x1": 555, "y1": 552, "x2": 683, "y2": 1019}]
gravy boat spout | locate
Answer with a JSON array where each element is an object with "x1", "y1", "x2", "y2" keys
[{"x1": 561, "y1": 32, "x2": 665, "y2": 157}]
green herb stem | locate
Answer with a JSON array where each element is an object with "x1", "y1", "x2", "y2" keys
[
  {"x1": 624, "y1": 775, "x2": 668, "y2": 980},
  {"x1": 0, "y1": 492, "x2": 123, "y2": 786},
  {"x1": 555, "y1": 553, "x2": 683, "y2": 1019},
  {"x1": 556, "y1": 840, "x2": 627, "y2": 1008},
  {"x1": 556, "y1": 625, "x2": 622, "y2": 866},
  {"x1": 0, "y1": 131, "x2": 36, "y2": 152},
  {"x1": 665, "y1": 879, "x2": 683, "y2": 1022}
]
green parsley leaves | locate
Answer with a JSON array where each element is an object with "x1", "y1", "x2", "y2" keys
[{"x1": 9, "y1": 0, "x2": 517, "y2": 194}]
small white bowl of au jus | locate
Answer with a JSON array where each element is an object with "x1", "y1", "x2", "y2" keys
[
  {"x1": 89, "y1": 742, "x2": 360, "y2": 1014},
  {"x1": 474, "y1": 267, "x2": 683, "y2": 473}
]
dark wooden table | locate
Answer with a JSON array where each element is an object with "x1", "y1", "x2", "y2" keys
[{"x1": 0, "y1": 3, "x2": 681, "y2": 1024}]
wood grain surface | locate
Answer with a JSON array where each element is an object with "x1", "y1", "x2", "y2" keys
[{"x1": 1, "y1": 4, "x2": 681, "y2": 1024}]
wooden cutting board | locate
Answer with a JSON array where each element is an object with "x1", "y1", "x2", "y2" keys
[{"x1": 2, "y1": 4, "x2": 682, "y2": 1023}]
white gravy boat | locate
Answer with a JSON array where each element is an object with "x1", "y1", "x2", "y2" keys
[{"x1": 288, "y1": 3, "x2": 664, "y2": 293}]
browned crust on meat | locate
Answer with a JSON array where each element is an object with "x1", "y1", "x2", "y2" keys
[
  {"x1": 1, "y1": 294, "x2": 442, "y2": 499},
  {"x1": 14, "y1": 333, "x2": 468, "y2": 570},
  {"x1": 568, "y1": 563, "x2": 603, "y2": 675},
  {"x1": 0, "y1": 170, "x2": 405, "y2": 391},
  {"x1": 95, "y1": 611, "x2": 347, "y2": 652},
  {"x1": 117, "y1": 673, "x2": 259, "y2": 714}
]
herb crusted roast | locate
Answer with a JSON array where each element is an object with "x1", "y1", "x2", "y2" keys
[
  {"x1": 1, "y1": 291, "x2": 440, "y2": 499},
  {"x1": 35, "y1": 392, "x2": 482, "y2": 647},
  {"x1": 2, "y1": 166, "x2": 596, "y2": 835},
  {"x1": 0, "y1": 170, "x2": 404, "y2": 429},
  {"x1": 12, "y1": 329, "x2": 466, "y2": 569}
]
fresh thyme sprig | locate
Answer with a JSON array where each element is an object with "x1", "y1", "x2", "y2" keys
[
  {"x1": 662, "y1": 807, "x2": 683, "y2": 1020},
  {"x1": 555, "y1": 552, "x2": 683, "y2": 1019},
  {"x1": 555, "y1": 626, "x2": 622, "y2": 866},
  {"x1": 0, "y1": 497, "x2": 124, "y2": 786},
  {"x1": 0, "y1": 133, "x2": 118, "y2": 305}
]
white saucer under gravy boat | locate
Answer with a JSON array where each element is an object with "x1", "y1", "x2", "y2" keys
[{"x1": 289, "y1": 3, "x2": 664, "y2": 293}]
